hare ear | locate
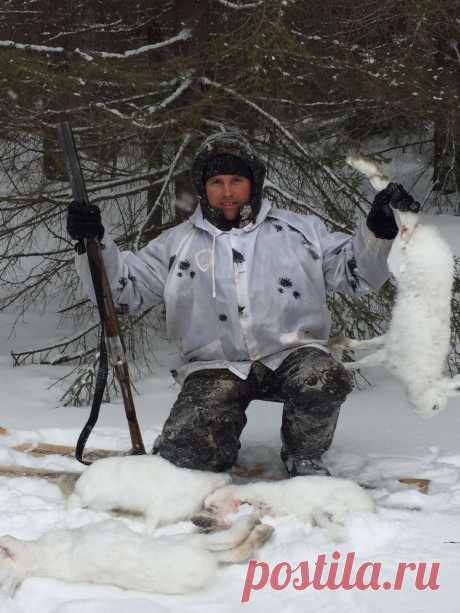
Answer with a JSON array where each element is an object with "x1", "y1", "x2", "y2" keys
[{"x1": 0, "y1": 545, "x2": 15, "y2": 561}]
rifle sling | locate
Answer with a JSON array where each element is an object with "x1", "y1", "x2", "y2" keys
[{"x1": 75, "y1": 242, "x2": 109, "y2": 465}]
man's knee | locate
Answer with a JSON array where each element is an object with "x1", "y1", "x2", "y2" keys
[
  {"x1": 154, "y1": 404, "x2": 246, "y2": 472},
  {"x1": 317, "y1": 360, "x2": 354, "y2": 401},
  {"x1": 153, "y1": 421, "x2": 239, "y2": 472},
  {"x1": 281, "y1": 348, "x2": 353, "y2": 403},
  {"x1": 181, "y1": 369, "x2": 248, "y2": 405}
]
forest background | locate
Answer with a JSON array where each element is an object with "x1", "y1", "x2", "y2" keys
[{"x1": 0, "y1": 0, "x2": 459, "y2": 402}]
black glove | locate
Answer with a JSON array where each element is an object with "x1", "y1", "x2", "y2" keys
[
  {"x1": 366, "y1": 182, "x2": 420, "y2": 240},
  {"x1": 67, "y1": 201, "x2": 105, "y2": 242}
]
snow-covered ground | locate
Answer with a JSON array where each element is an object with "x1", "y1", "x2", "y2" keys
[{"x1": 0, "y1": 215, "x2": 460, "y2": 613}]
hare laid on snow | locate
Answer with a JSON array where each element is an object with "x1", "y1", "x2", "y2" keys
[
  {"x1": 0, "y1": 516, "x2": 273, "y2": 595},
  {"x1": 67, "y1": 454, "x2": 231, "y2": 530},
  {"x1": 202, "y1": 475, "x2": 375, "y2": 540}
]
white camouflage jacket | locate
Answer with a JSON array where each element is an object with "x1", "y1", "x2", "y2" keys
[{"x1": 76, "y1": 199, "x2": 392, "y2": 383}]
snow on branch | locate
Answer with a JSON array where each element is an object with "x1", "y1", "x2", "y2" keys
[
  {"x1": 74, "y1": 48, "x2": 94, "y2": 62},
  {"x1": 95, "y1": 28, "x2": 192, "y2": 59},
  {"x1": 94, "y1": 104, "x2": 126, "y2": 120},
  {"x1": 134, "y1": 133, "x2": 193, "y2": 250},
  {"x1": 0, "y1": 40, "x2": 64, "y2": 54},
  {"x1": 95, "y1": 103, "x2": 177, "y2": 131},
  {"x1": 203, "y1": 118, "x2": 227, "y2": 132},
  {"x1": 200, "y1": 77, "x2": 369, "y2": 214},
  {"x1": 201, "y1": 77, "x2": 340, "y2": 183},
  {"x1": 147, "y1": 78, "x2": 193, "y2": 114},
  {"x1": 0, "y1": 28, "x2": 191, "y2": 61},
  {"x1": 93, "y1": 75, "x2": 191, "y2": 129},
  {"x1": 216, "y1": 0, "x2": 263, "y2": 8},
  {"x1": 44, "y1": 90, "x2": 169, "y2": 116},
  {"x1": 0, "y1": 10, "x2": 42, "y2": 14},
  {"x1": 94, "y1": 76, "x2": 191, "y2": 131},
  {"x1": 264, "y1": 180, "x2": 349, "y2": 231}
]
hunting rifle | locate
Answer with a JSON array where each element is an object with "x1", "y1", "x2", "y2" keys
[{"x1": 58, "y1": 121, "x2": 146, "y2": 464}]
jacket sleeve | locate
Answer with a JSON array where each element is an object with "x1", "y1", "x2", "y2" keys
[
  {"x1": 314, "y1": 217, "x2": 393, "y2": 295},
  {"x1": 75, "y1": 234, "x2": 169, "y2": 315}
]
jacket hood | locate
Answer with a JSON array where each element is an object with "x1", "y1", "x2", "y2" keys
[
  {"x1": 188, "y1": 198, "x2": 272, "y2": 300},
  {"x1": 189, "y1": 198, "x2": 273, "y2": 236},
  {"x1": 190, "y1": 132, "x2": 266, "y2": 229}
]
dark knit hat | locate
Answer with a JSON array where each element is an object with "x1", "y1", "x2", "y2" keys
[
  {"x1": 191, "y1": 132, "x2": 266, "y2": 230},
  {"x1": 202, "y1": 153, "x2": 253, "y2": 184}
]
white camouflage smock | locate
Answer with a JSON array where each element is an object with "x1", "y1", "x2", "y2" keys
[{"x1": 76, "y1": 199, "x2": 393, "y2": 384}]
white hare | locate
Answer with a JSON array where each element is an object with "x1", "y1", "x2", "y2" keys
[
  {"x1": 203, "y1": 476, "x2": 374, "y2": 539},
  {"x1": 68, "y1": 454, "x2": 231, "y2": 530},
  {"x1": 333, "y1": 157, "x2": 459, "y2": 418},
  {"x1": 0, "y1": 516, "x2": 273, "y2": 596}
]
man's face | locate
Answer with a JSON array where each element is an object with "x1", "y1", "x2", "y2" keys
[{"x1": 205, "y1": 174, "x2": 252, "y2": 221}]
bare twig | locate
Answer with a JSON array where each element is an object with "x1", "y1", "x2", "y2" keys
[{"x1": 134, "y1": 133, "x2": 193, "y2": 249}]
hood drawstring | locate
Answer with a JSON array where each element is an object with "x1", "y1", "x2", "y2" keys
[
  {"x1": 189, "y1": 200, "x2": 273, "y2": 302},
  {"x1": 211, "y1": 233, "x2": 217, "y2": 299}
]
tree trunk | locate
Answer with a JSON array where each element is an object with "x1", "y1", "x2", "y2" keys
[
  {"x1": 432, "y1": 113, "x2": 460, "y2": 195},
  {"x1": 432, "y1": 36, "x2": 460, "y2": 196}
]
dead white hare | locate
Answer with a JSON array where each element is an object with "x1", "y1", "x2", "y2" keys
[
  {"x1": 67, "y1": 454, "x2": 231, "y2": 529},
  {"x1": 0, "y1": 516, "x2": 272, "y2": 595},
  {"x1": 202, "y1": 476, "x2": 375, "y2": 539},
  {"x1": 331, "y1": 209, "x2": 458, "y2": 418}
]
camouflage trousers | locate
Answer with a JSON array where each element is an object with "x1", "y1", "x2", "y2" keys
[{"x1": 153, "y1": 346, "x2": 354, "y2": 472}]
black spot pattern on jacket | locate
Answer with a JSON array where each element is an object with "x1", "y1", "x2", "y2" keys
[
  {"x1": 293, "y1": 291, "x2": 301, "y2": 299},
  {"x1": 238, "y1": 305, "x2": 245, "y2": 314},
  {"x1": 179, "y1": 260, "x2": 190, "y2": 271},
  {"x1": 232, "y1": 249, "x2": 245, "y2": 265},
  {"x1": 219, "y1": 314, "x2": 228, "y2": 322},
  {"x1": 168, "y1": 255, "x2": 176, "y2": 271},
  {"x1": 279, "y1": 277, "x2": 293, "y2": 288},
  {"x1": 267, "y1": 218, "x2": 283, "y2": 232},
  {"x1": 118, "y1": 277, "x2": 128, "y2": 290}
]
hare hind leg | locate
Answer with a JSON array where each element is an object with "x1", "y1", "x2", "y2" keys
[
  {"x1": 188, "y1": 515, "x2": 258, "y2": 551},
  {"x1": 213, "y1": 524, "x2": 274, "y2": 563},
  {"x1": 344, "y1": 348, "x2": 387, "y2": 370}
]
